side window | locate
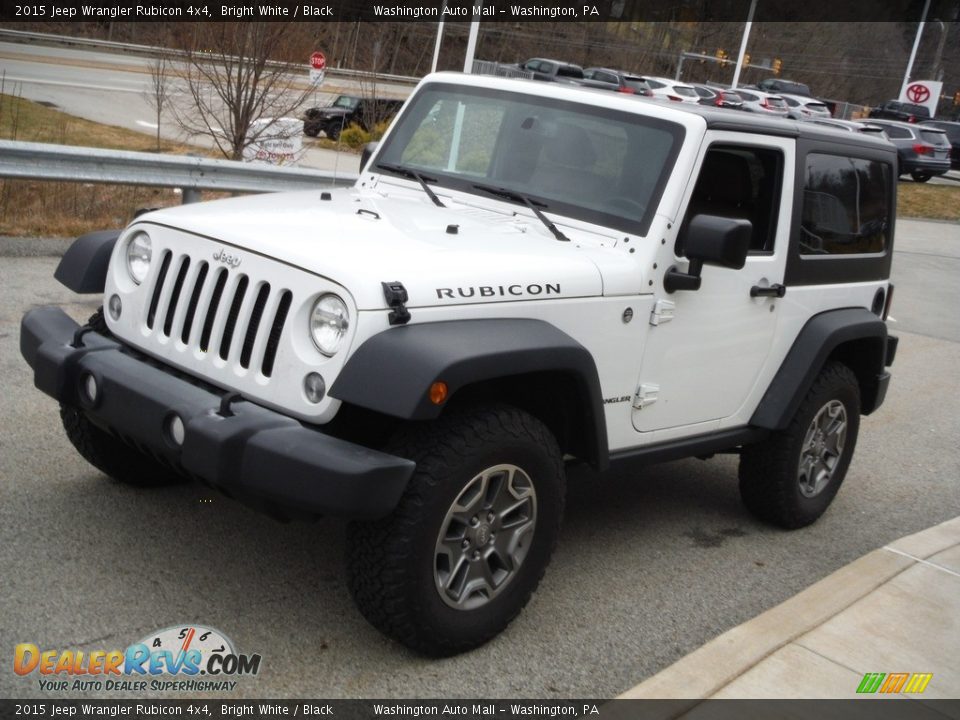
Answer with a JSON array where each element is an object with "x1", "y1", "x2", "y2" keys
[
  {"x1": 679, "y1": 145, "x2": 784, "y2": 254},
  {"x1": 883, "y1": 125, "x2": 910, "y2": 139},
  {"x1": 800, "y1": 154, "x2": 890, "y2": 255}
]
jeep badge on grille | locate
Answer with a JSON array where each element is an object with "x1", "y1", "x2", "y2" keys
[{"x1": 212, "y1": 249, "x2": 242, "y2": 268}]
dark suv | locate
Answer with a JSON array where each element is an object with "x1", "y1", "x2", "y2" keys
[
  {"x1": 869, "y1": 100, "x2": 931, "y2": 124},
  {"x1": 864, "y1": 119, "x2": 951, "y2": 181},
  {"x1": 921, "y1": 120, "x2": 960, "y2": 169},
  {"x1": 756, "y1": 78, "x2": 812, "y2": 97},
  {"x1": 303, "y1": 95, "x2": 405, "y2": 140}
]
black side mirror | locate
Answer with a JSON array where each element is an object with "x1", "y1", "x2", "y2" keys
[
  {"x1": 665, "y1": 215, "x2": 752, "y2": 293},
  {"x1": 360, "y1": 142, "x2": 379, "y2": 172}
]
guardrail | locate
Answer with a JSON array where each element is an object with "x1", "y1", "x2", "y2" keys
[
  {"x1": 0, "y1": 140, "x2": 358, "y2": 203},
  {"x1": 0, "y1": 28, "x2": 421, "y2": 88}
]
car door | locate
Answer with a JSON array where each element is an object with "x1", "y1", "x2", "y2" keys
[{"x1": 632, "y1": 134, "x2": 794, "y2": 440}]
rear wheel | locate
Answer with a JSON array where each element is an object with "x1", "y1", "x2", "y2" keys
[
  {"x1": 346, "y1": 404, "x2": 565, "y2": 656},
  {"x1": 739, "y1": 362, "x2": 860, "y2": 529},
  {"x1": 911, "y1": 171, "x2": 931, "y2": 183}
]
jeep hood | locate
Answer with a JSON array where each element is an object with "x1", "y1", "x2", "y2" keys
[{"x1": 139, "y1": 188, "x2": 607, "y2": 310}]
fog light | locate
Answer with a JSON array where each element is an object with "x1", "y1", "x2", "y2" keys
[
  {"x1": 108, "y1": 294, "x2": 122, "y2": 321},
  {"x1": 304, "y1": 372, "x2": 326, "y2": 404},
  {"x1": 167, "y1": 414, "x2": 185, "y2": 447},
  {"x1": 81, "y1": 373, "x2": 99, "y2": 405}
]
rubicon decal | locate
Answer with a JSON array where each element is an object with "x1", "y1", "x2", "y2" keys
[
  {"x1": 14, "y1": 625, "x2": 261, "y2": 693},
  {"x1": 436, "y1": 283, "x2": 561, "y2": 299}
]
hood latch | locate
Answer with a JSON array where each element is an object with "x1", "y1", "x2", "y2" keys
[{"x1": 382, "y1": 281, "x2": 411, "y2": 326}]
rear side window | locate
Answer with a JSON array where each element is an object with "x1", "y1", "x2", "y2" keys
[
  {"x1": 919, "y1": 130, "x2": 948, "y2": 146},
  {"x1": 674, "y1": 86, "x2": 698, "y2": 97},
  {"x1": 882, "y1": 125, "x2": 911, "y2": 139},
  {"x1": 800, "y1": 154, "x2": 891, "y2": 255}
]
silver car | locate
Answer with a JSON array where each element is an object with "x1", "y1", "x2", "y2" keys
[
  {"x1": 732, "y1": 88, "x2": 789, "y2": 117},
  {"x1": 780, "y1": 93, "x2": 832, "y2": 120}
]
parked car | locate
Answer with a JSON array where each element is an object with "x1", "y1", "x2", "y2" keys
[
  {"x1": 516, "y1": 58, "x2": 587, "y2": 83},
  {"x1": 861, "y1": 119, "x2": 951, "y2": 181},
  {"x1": 806, "y1": 118, "x2": 888, "y2": 138},
  {"x1": 756, "y1": 78, "x2": 812, "y2": 97},
  {"x1": 691, "y1": 85, "x2": 744, "y2": 109},
  {"x1": 303, "y1": 95, "x2": 404, "y2": 140},
  {"x1": 733, "y1": 89, "x2": 789, "y2": 117},
  {"x1": 869, "y1": 100, "x2": 931, "y2": 124},
  {"x1": 641, "y1": 76, "x2": 700, "y2": 104},
  {"x1": 780, "y1": 93, "x2": 832, "y2": 120},
  {"x1": 582, "y1": 68, "x2": 653, "y2": 96},
  {"x1": 920, "y1": 120, "x2": 960, "y2": 169}
]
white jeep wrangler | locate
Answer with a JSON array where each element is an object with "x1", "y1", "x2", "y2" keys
[{"x1": 22, "y1": 73, "x2": 898, "y2": 656}]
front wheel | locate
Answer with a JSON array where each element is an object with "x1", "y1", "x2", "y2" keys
[
  {"x1": 60, "y1": 406, "x2": 186, "y2": 488},
  {"x1": 739, "y1": 362, "x2": 860, "y2": 529},
  {"x1": 346, "y1": 404, "x2": 565, "y2": 656}
]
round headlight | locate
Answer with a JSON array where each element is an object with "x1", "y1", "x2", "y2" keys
[
  {"x1": 309, "y1": 294, "x2": 349, "y2": 357},
  {"x1": 126, "y1": 233, "x2": 152, "y2": 285}
]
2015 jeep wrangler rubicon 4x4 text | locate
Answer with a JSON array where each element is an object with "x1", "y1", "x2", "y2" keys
[{"x1": 21, "y1": 73, "x2": 898, "y2": 656}]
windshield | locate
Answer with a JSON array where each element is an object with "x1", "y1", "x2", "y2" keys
[
  {"x1": 374, "y1": 82, "x2": 685, "y2": 235},
  {"x1": 332, "y1": 96, "x2": 361, "y2": 110}
]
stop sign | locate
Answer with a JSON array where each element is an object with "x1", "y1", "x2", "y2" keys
[{"x1": 310, "y1": 52, "x2": 326, "y2": 71}]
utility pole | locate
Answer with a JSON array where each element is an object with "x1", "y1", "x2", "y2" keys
[
  {"x1": 431, "y1": 2, "x2": 446, "y2": 73},
  {"x1": 463, "y1": 4, "x2": 482, "y2": 73},
  {"x1": 731, "y1": 0, "x2": 757, "y2": 89},
  {"x1": 900, "y1": 0, "x2": 931, "y2": 96}
]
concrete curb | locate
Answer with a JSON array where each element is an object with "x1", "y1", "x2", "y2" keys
[
  {"x1": 0, "y1": 236, "x2": 73, "y2": 257},
  {"x1": 618, "y1": 516, "x2": 960, "y2": 701}
]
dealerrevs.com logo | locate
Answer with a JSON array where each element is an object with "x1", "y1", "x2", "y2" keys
[{"x1": 14, "y1": 625, "x2": 261, "y2": 692}]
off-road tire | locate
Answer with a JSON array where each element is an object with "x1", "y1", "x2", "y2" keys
[
  {"x1": 325, "y1": 122, "x2": 342, "y2": 141},
  {"x1": 346, "y1": 404, "x2": 565, "y2": 656},
  {"x1": 739, "y1": 362, "x2": 860, "y2": 529},
  {"x1": 60, "y1": 307, "x2": 185, "y2": 488}
]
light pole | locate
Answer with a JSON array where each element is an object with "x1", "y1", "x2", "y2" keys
[
  {"x1": 900, "y1": 0, "x2": 932, "y2": 97},
  {"x1": 731, "y1": 0, "x2": 757, "y2": 89}
]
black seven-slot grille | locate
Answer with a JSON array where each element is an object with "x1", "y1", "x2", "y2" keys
[{"x1": 145, "y1": 250, "x2": 293, "y2": 378}]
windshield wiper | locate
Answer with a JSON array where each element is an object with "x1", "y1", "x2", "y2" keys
[
  {"x1": 472, "y1": 183, "x2": 569, "y2": 242},
  {"x1": 376, "y1": 162, "x2": 445, "y2": 208}
]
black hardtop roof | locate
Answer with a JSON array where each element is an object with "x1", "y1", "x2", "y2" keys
[{"x1": 669, "y1": 103, "x2": 893, "y2": 150}]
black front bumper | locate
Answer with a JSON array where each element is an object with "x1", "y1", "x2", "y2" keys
[{"x1": 20, "y1": 306, "x2": 415, "y2": 520}]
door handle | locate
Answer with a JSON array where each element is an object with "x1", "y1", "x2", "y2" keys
[{"x1": 750, "y1": 284, "x2": 786, "y2": 298}]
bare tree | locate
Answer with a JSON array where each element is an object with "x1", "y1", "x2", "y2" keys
[
  {"x1": 144, "y1": 52, "x2": 171, "y2": 152},
  {"x1": 174, "y1": 22, "x2": 314, "y2": 160}
]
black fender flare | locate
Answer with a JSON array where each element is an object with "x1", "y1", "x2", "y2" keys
[
  {"x1": 751, "y1": 307, "x2": 891, "y2": 430},
  {"x1": 53, "y1": 230, "x2": 121, "y2": 294},
  {"x1": 330, "y1": 318, "x2": 609, "y2": 469}
]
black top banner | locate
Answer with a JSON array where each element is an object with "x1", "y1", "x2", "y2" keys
[
  {"x1": 0, "y1": 0, "x2": 948, "y2": 23},
  {"x1": 3, "y1": 699, "x2": 960, "y2": 720}
]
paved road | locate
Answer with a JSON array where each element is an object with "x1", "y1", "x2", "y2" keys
[
  {"x1": 0, "y1": 40, "x2": 405, "y2": 172},
  {"x1": 0, "y1": 219, "x2": 957, "y2": 699}
]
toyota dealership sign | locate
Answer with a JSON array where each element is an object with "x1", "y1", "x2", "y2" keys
[{"x1": 899, "y1": 80, "x2": 943, "y2": 116}]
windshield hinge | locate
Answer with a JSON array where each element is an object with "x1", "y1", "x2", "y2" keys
[
  {"x1": 649, "y1": 299, "x2": 676, "y2": 326},
  {"x1": 633, "y1": 383, "x2": 660, "y2": 410},
  {"x1": 382, "y1": 281, "x2": 411, "y2": 326}
]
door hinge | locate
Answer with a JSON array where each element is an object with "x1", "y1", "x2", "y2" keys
[
  {"x1": 649, "y1": 299, "x2": 676, "y2": 326},
  {"x1": 633, "y1": 383, "x2": 660, "y2": 410}
]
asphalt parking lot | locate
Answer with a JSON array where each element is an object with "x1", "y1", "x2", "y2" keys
[{"x1": 0, "y1": 218, "x2": 958, "y2": 700}]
